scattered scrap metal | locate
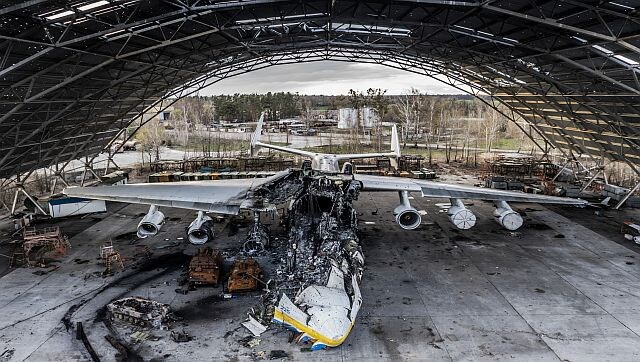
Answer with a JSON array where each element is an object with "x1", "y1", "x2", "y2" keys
[
  {"x1": 170, "y1": 330, "x2": 193, "y2": 343},
  {"x1": 15, "y1": 226, "x2": 70, "y2": 266},
  {"x1": 188, "y1": 247, "x2": 222, "y2": 286},
  {"x1": 100, "y1": 242, "x2": 124, "y2": 274},
  {"x1": 241, "y1": 171, "x2": 365, "y2": 350},
  {"x1": 227, "y1": 258, "x2": 263, "y2": 293},
  {"x1": 107, "y1": 297, "x2": 171, "y2": 329}
]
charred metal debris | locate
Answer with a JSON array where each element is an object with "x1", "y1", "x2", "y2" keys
[
  {"x1": 107, "y1": 297, "x2": 172, "y2": 329},
  {"x1": 244, "y1": 171, "x2": 365, "y2": 349}
]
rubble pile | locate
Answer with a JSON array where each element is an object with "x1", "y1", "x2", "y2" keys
[
  {"x1": 188, "y1": 247, "x2": 222, "y2": 286},
  {"x1": 15, "y1": 226, "x2": 70, "y2": 266},
  {"x1": 227, "y1": 258, "x2": 263, "y2": 293},
  {"x1": 107, "y1": 297, "x2": 172, "y2": 329},
  {"x1": 246, "y1": 173, "x2": 365, "y2": 349},
  {"x1": 279, "y1": 175, "x2": 363, "y2": 290}
]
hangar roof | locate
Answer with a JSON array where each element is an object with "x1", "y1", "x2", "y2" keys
[{"x1": 1, "y1": 0, "x2": 639, "y2": 179}]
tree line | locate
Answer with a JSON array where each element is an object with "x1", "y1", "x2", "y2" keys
[{"x1": 135, "y1": 90, "x2": 539, "y2": 166}]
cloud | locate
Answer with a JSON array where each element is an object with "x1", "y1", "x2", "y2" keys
[{"x1": 200, "y1": 61, "x2": 466, "y2": 95}]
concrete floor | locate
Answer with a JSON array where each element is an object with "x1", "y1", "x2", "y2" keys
[{"x1": 1, "y1": 189, "x2": 640, "y2": 361}]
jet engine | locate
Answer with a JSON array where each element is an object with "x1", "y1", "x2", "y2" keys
[
  {"x1": 393, "y1": 191, "x2": 422, "y2": 230},
  {"x1": 137, "y1": 205, "x2": 165, "y2": 238},
  {"x1": 187, "y1": 211, "x2": 215, "y2": 244},
  {"x1": 493, "y1": 201, "x2": 523, "y2": 231},
  {"x1": 447, "y1": 199, "x2": 476, "y2": 230},
  {"x1": 624, "y1": 234, "x2": 640, "y2": 244}
]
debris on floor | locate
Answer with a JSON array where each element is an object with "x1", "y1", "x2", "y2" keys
[
  {"x1": 265, "y1": 173, "x2": 365, "y2": 350},
  {"x1": 107, "y1": 297, "x2": 171, "y2": 329},
  {"x1": 170, "y1": 330, "x2": 192, "y2": 343},
  {"x1": 239, "y1": 335, "x2": 262, "y2": 348},
  {"x1": 0, "y1": 348, "x2": 15, "y2": 361},
  {"x1": 188, "y1": 247, "x2": 222, "y2": 286},
  {"x1": 14, "y1": 226, "x2": 70, "y2": 267},
  {"x1": 242, "y1": 315, "x2": 268, "y2": 337},
  {"x1": 100, "y1": 242, "x2": 124, "y2": 274},
  {"x1": 227, "y1": 257, "x2": 263, "y2": 293},
  {"x1": 130, "y1": 331, "x2": 150, "y2": 342},
  {"x1": 269, "y1": 350, "x2": 288, "y2": 359}
]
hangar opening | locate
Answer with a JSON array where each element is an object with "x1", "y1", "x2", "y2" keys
[
  {"x1": 2, "y1": 2, "x2": 640, "y2": 360},
  {"x1": 1, "y1": 0, "x2": 640, "y2": 210}
]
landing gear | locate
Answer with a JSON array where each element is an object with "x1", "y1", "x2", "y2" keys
[{"x1": 242, "y1": 212, "x2": 269, "y2": 254}]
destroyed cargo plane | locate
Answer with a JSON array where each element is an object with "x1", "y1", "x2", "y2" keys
[{"x1": 64, "y1": 112, "x2": 587, "y2": 349}]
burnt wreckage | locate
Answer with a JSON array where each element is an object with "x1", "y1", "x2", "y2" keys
[
  {"x1": 63, "y1": 121, "x2": 587, "y2": 350},
  {"x1": 252, "y1": 167, "x2": 364, "y2": 349}
]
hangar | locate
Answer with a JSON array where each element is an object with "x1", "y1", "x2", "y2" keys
[
  {"x1": 1, "y1": 0, "x2": 639, "y2": 193},
  {"x1": 3, "y1": 2, "x2": 640, "y2": 360}
]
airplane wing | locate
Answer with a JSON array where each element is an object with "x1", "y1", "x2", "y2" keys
[
  {"x1": 334, "y1": 151, "x2": 397, "y2": 160},
  {"x1": 63, "y1": 170, "x2": 293, "y2": 214},
  {"x1": 354, "y1": 174, "x2": 587, "y2": 205},
  {"x1": 254, "y1": 141, "x2": 317, "y2": 158},
  {"x1": 335, "y1": 125, "x2": 401, "y2": 161}
]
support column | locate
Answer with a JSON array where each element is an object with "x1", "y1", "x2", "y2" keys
[
  {"x1": 580, "y1": 168, "x2": 603, "y2": 193},
  {"x1": 104, "y1": 155, "x2": 120, "y2": 176},
  {"x1": 10, "y1": 187, "x2": 19, "y2": 215},
  {"x1": 80, "y1": 158, "x2": 102, "y2": 186},
  {"x1": 13, "y1": 183, "x2": 48, "y2": 216},
  {"x1": 79, "y1": 167, "x2": 87, "y2": 186},
  {"x1": 49, "y1": 168, "x2": 69, "y2": 195},
  {"x1": 551, "y1": 160, "x2": 570, "y2": 181},
  {"x1": 614, "y1": 181, "x2": 640, "y2": 210},
  {"x1": 87, "y1": 166, "x2": 102, "y2": 181},
  {"x1": 0, "y1": 200, "x2": 9, "y2": 213},
  {"x1": 85, "y1": 160, "x2": 102, "y2": 181}
]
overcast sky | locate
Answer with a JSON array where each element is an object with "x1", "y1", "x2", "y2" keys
[{"x1": 200, "y1": 61, "x2": 466, "y2": 96}]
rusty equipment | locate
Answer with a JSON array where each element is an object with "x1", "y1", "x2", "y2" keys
[
  {"x1": 107, "y1": 297, "x2": 170, "y2": 328},
  {"x1": 101, "y1": 242, "x2": 124, "y2": 274},
  {"x1": 227, "y1": 258, "x2": 262, "y2": 293},
  {"x1": 18, "y1": 226, "x2": 70, "y2": 266},
  {"x1": 188, "y1": 247, "x2": 222, "y2": 286}
]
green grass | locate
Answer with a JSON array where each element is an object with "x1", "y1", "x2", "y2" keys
[
  {"x1": 171, "y1": 137, "x2": 250, "y2": 152},
  {"x1": 487, "y1": 138, "x2": 522, "y2": 150},
  {"x1": 171, "y1": 137, "x2": 290, "y2": 152}
]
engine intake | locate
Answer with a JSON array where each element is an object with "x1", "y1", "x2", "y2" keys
[
  {"x1": 187, "y1": 211, "x2": 215, "y2": 244},
  {"x1": 393, "y1": 191, "x2": 422, "y2": 230},
  {"x1": 493, "y1": 201, "x2": 523, "y2": 231},
  {"x1": 447, "y1": 199, "x2": 476, "y2": 230},
  {"x1": 624, "y1": 234, "x2": 640, "y2": 244},
  {"x1": 137, "y1": 205, "x2": 165, "y2": 238}
]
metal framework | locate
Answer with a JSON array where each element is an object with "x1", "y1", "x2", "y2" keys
[{"x1": 1, "y1": 0, "x2": 640, "y2": 181}]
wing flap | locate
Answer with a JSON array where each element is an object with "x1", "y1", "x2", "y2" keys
[
  {"x1": 64, "y1": 171, "x2": 294, "y2": 214},
  {"x1": 355, "y1": 174, "x2": 587, "y2": 205}
]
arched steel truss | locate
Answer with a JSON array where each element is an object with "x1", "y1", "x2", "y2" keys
[{"x1": 1, "y1": 0, "x2": 639, "y2": 180}]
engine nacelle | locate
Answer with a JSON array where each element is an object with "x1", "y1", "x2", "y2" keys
[
  {"x1": 187, "y1": 211, "x2": 215, "y2": 244},
  {"x1": 624, "y1": 234, "x2": 640, "y2": 244},
  {"x1": 137, "y1": 205, "x2": 165, "y2": 238},
  {"x1": 393, "y1": 191, "x2": 422, "y2": 230},
  {"x1": 447, "y1": 199, "x2": 476, "y2": 230},
  {"x1": 341, "y1": 162, "x2": 354, "y2": 175},
  {"x1": 493, "y1": 201, "x2": 523, "y2": 231}
]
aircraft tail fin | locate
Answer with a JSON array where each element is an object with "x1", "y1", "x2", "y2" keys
[
  {"x1": 390, "y1": 124, "x2": 401, "y2": 169},
  {"x1": 250, "y1": 112, "x2": 265, "y2": 156}
]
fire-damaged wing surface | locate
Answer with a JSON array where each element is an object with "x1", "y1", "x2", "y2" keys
[
  {"x1": 63, "y1": 170, "x2": 294, "y2": 215},
  {"x1": 354, "y1": 174, "x2": 588, "y2": 205}
]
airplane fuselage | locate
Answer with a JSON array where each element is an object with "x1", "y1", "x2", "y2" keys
[{"x1": 311, "y1": 154, "x2": 341, "y2": 173}]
